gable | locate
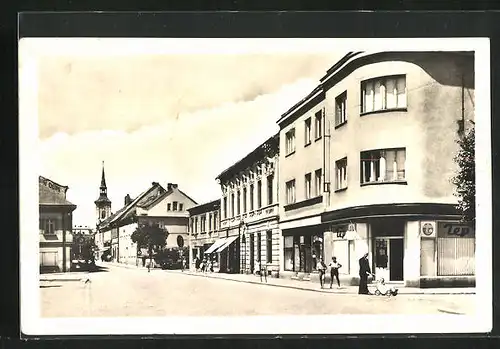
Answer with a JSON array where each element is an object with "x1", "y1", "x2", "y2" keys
[{"x1": 145, "y1": 187, "x2": 197, "y2": 217}]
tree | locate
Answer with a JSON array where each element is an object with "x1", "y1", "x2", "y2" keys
[
  {"x1": 452, "y1": 125, "x2": 475, "y2": 223},
  {"x1": 131, "y1": 223, "x2": 169, "y2": 267}
]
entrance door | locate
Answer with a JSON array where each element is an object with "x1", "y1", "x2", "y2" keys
[
  {"x1": 249, "y1": 234, "x2": 254, "y2": 273},
  {"x1": 374, "y1": 238, "x2": 389, "y2": 281},
  {"x1": 389, "y1": 239, "x2": 404, "y2": 281}
]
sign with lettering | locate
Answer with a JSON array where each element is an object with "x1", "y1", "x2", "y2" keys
[
  {"x1": 437, "y1": 222, "x2": 475, "y2": 238},
  {"x1": 421, "y1": 223, "x2": 435, "y2": 237}
]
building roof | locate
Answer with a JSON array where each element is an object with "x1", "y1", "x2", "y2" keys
[
  {"x1": 39, "y1": 176, "x2": 76, "y2": 209},
  {"x1": 187, "y1": 199, "x2": 220, "y2": 215},
  {"x1": 216, "y1": 133, "x2": 279, "y2": 182}
]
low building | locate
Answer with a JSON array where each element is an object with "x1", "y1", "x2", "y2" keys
[
  {"x1": 187, "y1": 199, "x2": 220, "y2": 270},
  {"x1": 71, "y1": 225, "x2": 95, "y2": 270},
  {"x1": 277, "y1": 51, "x2": 475, "y2": 287},
  {"x1": 214, "y1": 133, "x2": 281, "y2": 276},
  {"x1": 96, "y1": 180, "x2": 197, "y2": 266},
  {"x1": 39, "y1": 176, "x2": 77, "y2": 273}
]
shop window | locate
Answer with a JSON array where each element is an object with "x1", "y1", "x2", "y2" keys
[
  {"x1": 437, "y1": 222, "x2": 475, "y2": 276},
  {"x1": 311, "y1": 235, "x2": 323, "y2": 271},
  {"x1": 304, "y1": 173, "x2": 312, "y2": 199},
  {"x1": 266, "y1": 230, "x2": 272, "y2": 263},
  {"x1": 304, "y1": 118, "x2": 312, "y2": 146},
  {"x1": 361, "y1": 75, "x2": 407, "y2": 114},
  {"x1": 335, "y1": 158, "x2": 348, "y2": 191},
  {"x1": 286, "y1": 179, "x2": 296, "y2": 204},
  {"x1": 285, "y1": 128, "x2": 296, "y2": 155},
  {"x1": 335, "y1": 91, "x2": 347, "y2": 127},
  {"x1": 284, "y1": 236, "x2": 294, "y2": 271},
  {"x1": 360, "y1": 148, "x2": 406, "y2": 184}
]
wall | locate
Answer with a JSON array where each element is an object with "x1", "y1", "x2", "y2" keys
[
  {"x1": 143, "y1": 188, "x2": 197, "y2": 217},
  {"x1": 39, "y1": 246, "x2": 71, "y2": 272},
  {"x1": 118, "y1": 222, "x2": 138, "y2": 265},
  {"x1": 404, "y1": 220, "x2": 421, "y2": 286},
  {"x1": 39, "y1": 211, "x2": 73, "y2": 272},
  {"x1": 278, "y1": 100, "x2": 326, "y2": 223},
  {"x1": 324, "y1": 52, "x2": 475, "y2": 211}
]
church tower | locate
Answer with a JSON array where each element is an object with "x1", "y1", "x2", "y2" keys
[{"x1": 94, "y1": 161, "x2": 112, "y2": 224}]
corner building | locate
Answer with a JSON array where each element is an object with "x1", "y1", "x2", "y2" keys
[{"x1": 278, "y1": 51, "x2": 475, "y2": 288}]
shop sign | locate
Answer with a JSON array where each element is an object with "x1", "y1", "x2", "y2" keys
[{"x1": 437, "y1": 222, "x2": 475, "y2": 238}]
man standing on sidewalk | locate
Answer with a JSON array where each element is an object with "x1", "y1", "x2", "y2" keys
[
  {"x1": 317, "y1": 258, "x2": 327, "y2": 289},
  {"x1": 258, "y1": 259, "x2": 267, "y2": 283}
]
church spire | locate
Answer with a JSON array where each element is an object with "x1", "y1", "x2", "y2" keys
[
  {"x1": 100, "y1": 161, "x2": 107, "y2": 189},
  {"x1": 95, "y1": 161, "x2": 111, "y2": 206}
]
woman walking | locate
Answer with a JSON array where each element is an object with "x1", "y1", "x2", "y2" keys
[
  {"x1": 358, "y1": 252, "x2": 371, "y2": 295},
  {"x1": 329, "y1": 256, "x2": 342, "y2": 289}
]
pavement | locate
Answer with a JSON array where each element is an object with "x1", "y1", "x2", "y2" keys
[
  {"x1": 90, "y1": 261, "x2": 476, "y2": 295},
  {"x1": 39, "y1": 262, "x2": 476, "y2": 317}
]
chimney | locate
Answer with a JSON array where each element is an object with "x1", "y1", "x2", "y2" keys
[
  {"x1": 167, "y1": 183, "x2": 178, "y2": 191},
  {"x1": 152, "y1": 182, "x2": 159, "y2": 187},
  {"x1": 124, "y1": 194, "x2": 132, "y2": 206}
]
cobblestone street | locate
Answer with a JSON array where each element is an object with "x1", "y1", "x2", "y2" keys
[{"x1": 40, "y1": 264, "x2": 476, "y2": 317}]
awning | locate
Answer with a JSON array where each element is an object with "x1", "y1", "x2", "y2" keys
[
  {"x1": 215, "y1": 235, "x2": 239, "y2": 253},
  {"x1": 204, "y1": 238, "x2": 227, "y2": 254}
]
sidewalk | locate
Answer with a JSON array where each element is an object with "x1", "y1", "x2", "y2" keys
[{"x1": 166, "y1": 269, "x2": 476, "y2": 295}]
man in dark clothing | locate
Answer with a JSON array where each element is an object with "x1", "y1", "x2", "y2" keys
[{"x1": 358, "y1": 252, "x2": 371, "y2": 295}]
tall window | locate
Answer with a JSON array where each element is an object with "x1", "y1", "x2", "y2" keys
[
  {"x1": 285, "y1": 128, "x2": 296, "y2": 155},
  {"x1": 214, "y1": 211, "x2": 218, "y2": 230},
  {"x1": 243, "y1": 187, "x2": 247, "y2": 213},
  {"x1": 257, "y1": 232, "x2": 262, "y2": 262},
  {"x1": 45, "y1": 219, "x2": 55, "y2": 234},
  {"x1": 286, "y1": 179, "x2": 296, "y2": 204},
  {"x1": 237, "y1": 190, "x2": 241, "y2": 215},
  {"x1": 266, "y1": 230, "x2": 272, "y2": 263},
  {"x1": 208, "y1": 214, "x2": 212, "y2": 231},
  {"x1": 173, "y1": 201, "x2": 178, "y2": 211},
  {"x1": 314, "y1": 110, "x2": 323, "y2": 139},
  {"x1": 194, "y1": 217, "x2": 198, "y2": 233},
  {"x1": 284, "y1": 236, "x2": 294, "y2": 271},
  {"x1": 314, "y1": 169, "x2": 322, "y2": 197},
  {"x1": 167, "y1": 203, "x2": 172, "y2": 211},
  {"x1": 267, "y1": 174, "x2": 274, "y2": 205},
  {"x1": 257, "y1": 180, "x2": 262, "y2": 209},
  {"x1": 190, "y1": 218, "x2": 194, "y2": 233},
  {"x1": 335, "y1": 157, "x2": 348, "y2": 190},
  {"x1": 362, "y1": 75, "x2": 407, "y2": 113},
  {"x1": 231, "y1": 193, "x2": 235, "y2": 217},
  {"x1": 304, "y1": 173, "x2": 312, "y2": 199},
  {"x1": 304, "y1": 117, "x2": 312, "y2": 145},
  {"x1": 335, "y1": 91, "x2": 347, "y2": 126},
  {"x1": 360, "y1": 148, "x2": 406, "y2": 184},
  {"x1": 250, "y1": 184, "x2": 254, "y2": 211},
  {"x1": 179, "y1": 203, "x2": 184, "y2": 211},
  {"x1": 223, "y1": 197, "x2": 227, "y2": 219}
]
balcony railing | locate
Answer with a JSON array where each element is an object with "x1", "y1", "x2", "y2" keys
[{"x1": 220, "y1": 203, "x2": 279, "y2": 227}]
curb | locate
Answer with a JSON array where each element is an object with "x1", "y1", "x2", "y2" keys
[{"x1": 168, "y1": 271, "x2": 476, "y2": 295}]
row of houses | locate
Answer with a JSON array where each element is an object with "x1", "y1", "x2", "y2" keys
[{"x1": 188, "y1": 51, "x2": 476, "y2": 288}]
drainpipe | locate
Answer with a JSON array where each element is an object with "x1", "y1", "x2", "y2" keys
[
  {"x1": 323, "y1": 106, "x2": 331, "y2": 209},
  {"x1": 62, "y1": 212, "x2": 66, "y2": 272}
]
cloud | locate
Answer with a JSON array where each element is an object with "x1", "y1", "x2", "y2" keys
[
  {"x1": 37, "y1": 53, "x2": 341, "y2": 139},
  {"x1": 40, "y1": 77, "x2": 319, "y2": 226}
]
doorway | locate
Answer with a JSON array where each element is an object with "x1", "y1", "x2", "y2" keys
[
  {"x1": 249, "y1": 234, "x2": 255, "y2": 273},
  {"x1": 374, "y1": 237, "x2": 404, "y2": 282}
]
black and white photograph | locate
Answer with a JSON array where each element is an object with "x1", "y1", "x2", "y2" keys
[{"x1": 19, "y1": 36, "x2": 492, "y2": 335}]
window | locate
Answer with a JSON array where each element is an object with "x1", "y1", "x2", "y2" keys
[
  {"x1": 101, "y1": 210, "x2": 106, "y2": 219},
  {"x1": 237, "y1": 190, "x2": 241, "y2": 215},
  {"x1": 194, "y1": 217, "x2": 198, "y2": 233},
  {"x1": 257, "y1": 232, "x2": 262, "y2": 262},
  {"x1": 214, "y1": 211, "x2": 218, "y2": 230},
  {"x1": 267, "y1": 174, "x2": 274, "y2": 205},
  {"x1": 44, "y1": 219, "x2": 55, "y2": 234},
  {"x1": 361, "y1": 75, "x2": 407, "y2": 113},
  {"x1": 257, "y1": 180, "x2": 262, "y2": 209},
  {"x1": 304, "y1": 118, "x2": 312, "y2": 145},
  {"x1": 335, "y1": 91, "x2": 347, "y2": 126},
  {"x1": 360, "y1": 148, "x2": 406, "y2": 184},
  {"x1": 286, "y1": 179, "x2": 296, "y2": 204},
  {"x1": 190, "y1": 218, "x2": 194, "y2": 233},
  {"x1": 437, "y1": 222, "x2": 475, "y2": 276},
  {"x1": 167, "y1": 203, "x2": 172, "y2": 211},
  {"x1": 158, "y1": 221, "x2": 165, "y2": 229},
  {"x1": 250, "y1": 184, "x2": 254, "y2": 211},
  {"x1": 231, "y1": 193, "x2": 235, "y2": 217},
  {"x1": 209, "y1": 214, "x2": 212, "y2": 231},
  {"x1": 284, "y1": 236, "x2": 294, "y2": 271},
  {"x1": 266, "y1": 230, "x2": 273, "y2": 263},
  {"x1": 285, "y1": 128, "x2": 296, "y2": 155},
  {"x1": 335, "y1": 158, "x2": 348, "y2": 190},
  {"x1": 179, "y1": 203, "x2": 184, "y2": 211},
  {"x1": 201, "y1": 216, "x2": 206, "y2": 232},
  {"x1": 173, "y1": 201, "x2": 178, "y2": 211},
  {"x1": 304, "y1": 173, "x2": 312, "y2": 199},
  {"x1": 243, "y1": 187, "x2": 247, "y2": 213},
  {"x1": 314, "y1": 110, "x2": 323, "y2": 139},
  {"x1": 314, "y1": 169, "x2": 322, "y2": 197},
  {"x1": 223, "y1": 197, "x2": 227, "y2": 219}
]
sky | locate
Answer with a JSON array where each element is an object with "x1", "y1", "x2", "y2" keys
[{"x1": 32, "y1": 38, "x2": 344, "y2": 227}]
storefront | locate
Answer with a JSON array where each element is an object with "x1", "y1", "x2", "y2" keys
[{"x1": 282, "y1": 225, "x2": 325, "y2": 279}]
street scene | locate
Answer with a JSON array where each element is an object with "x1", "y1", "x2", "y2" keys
[
  {"x1": 40, "y1": 263, "x2": 475, "y2": 317},
  {"x1": 30, "y1": 38, "x2": 480, "y2": 324}
]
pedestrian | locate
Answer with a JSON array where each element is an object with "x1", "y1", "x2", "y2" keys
[
  {"x1": 358, "y1": 252, "x2": 372, "y2": 295},
  {"x1": 181, "y1": 256, "x2": 185, "y2": 272},
  {"x1": 195, "y1": 257, "x2": 201, "y2": 272},
  {"x1": 316, "y1": 258, "x2": 327, "y2": 288},
  {"x1": 329, "y1": 256, "x2": 342, "y2": 289},
  {"x1": 257, "y1": 259, "x2": 267, "y2": 283}
]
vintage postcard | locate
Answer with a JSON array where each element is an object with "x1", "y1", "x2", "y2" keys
[{"x1": 19, "y1": 37, "x2": 491, "y2": 335}]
